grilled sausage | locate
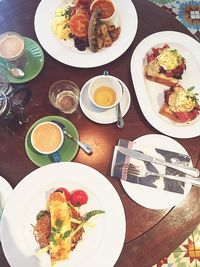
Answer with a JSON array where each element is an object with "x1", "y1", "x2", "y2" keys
[{"x1": 88, "y1": 8, "x2": 102, "y2": 52}]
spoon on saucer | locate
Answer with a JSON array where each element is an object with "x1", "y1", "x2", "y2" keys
[
  {"x1": 0, "y1": 64, "x2": 25, "y2": 79},
  {"x1": 117, "y1": 81, "x2": 124, "y2": 128},
  {"x1": 52, "y1": 120, "x2": 93, "y2": 155}
]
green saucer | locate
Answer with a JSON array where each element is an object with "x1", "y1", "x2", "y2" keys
[
  {"x1": 25, "y1": 116, "x2": 79, "y2": 167},
  {"x1": 0, "y1": 37, "x2": 44, "y2": 84}
]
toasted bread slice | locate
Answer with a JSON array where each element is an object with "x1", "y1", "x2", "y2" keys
[
  {"x1": 159, "y1": 103, "x2": 181, "y2": 123},
  {"x1": 145, "y1": 72, "x2": 179, "y2": 87},
  {"x1": 159, "y1": 84, "x2": 200, "y2": 123},
  {"x1": 144, "y1": 44, "x2": 186, "y2": 87},
  {"x1": 144, "y1": 66, "x2": 179, "y2": 87}
]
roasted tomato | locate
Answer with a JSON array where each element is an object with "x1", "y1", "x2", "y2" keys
[
  {"x1": 69, "y1": 13, "x2": 89, "y2": 37},
  {"x1": 55, "y1": 187, "x2": 71, "y2": 201},
  {"x1": 70, "y1": 190, "x2": 88, "y2": 207}
]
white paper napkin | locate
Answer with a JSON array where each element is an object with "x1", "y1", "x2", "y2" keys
[{"x1": 111, "y1": 139, "x2": 191, "y2": 194}]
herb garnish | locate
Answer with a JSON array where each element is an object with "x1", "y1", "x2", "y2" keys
[
  {"x1": 60, "y1": 7, "x2": 71, "y2": 19},
  {"x1": 186, "y1": 87, "x2": 199, "y2": 105}
]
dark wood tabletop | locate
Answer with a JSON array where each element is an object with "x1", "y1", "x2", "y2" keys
[{"x1": 0, "y1": 0, "x2": 200, "y2": 266}]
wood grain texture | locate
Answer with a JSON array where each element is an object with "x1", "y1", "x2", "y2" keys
[{"x1": 0, "y1": 0, "x2": 200, "y2": 266}]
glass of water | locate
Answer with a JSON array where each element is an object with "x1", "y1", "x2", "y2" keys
[{"x1": 49, "y1": 80, "x2": 80, "y2": 114}]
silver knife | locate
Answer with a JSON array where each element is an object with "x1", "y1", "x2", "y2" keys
[{"x1": 118, "y1": 147, "x2": 200, "y2": 178}]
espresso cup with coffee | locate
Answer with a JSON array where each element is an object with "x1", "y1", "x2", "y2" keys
[
  {"x1": 31, "y1": 121, "x2": 64, "y2": 162},
  {"x1": 88, "y1": 75, "x2": 122, "y2": 109},
  {"x1": 0, "y1": 32, "x2": 27, "y2": 69}
]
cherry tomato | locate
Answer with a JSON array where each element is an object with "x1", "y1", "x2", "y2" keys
[
  {"x1": 69, "y1": 13, "x2": 89, "y2": 38},
  {"x1": 55, "y1": 187, "x2": 71, "y2": 201},
  {"x1": 70, "y1": 190, "x2": 88, "y2": 207}
]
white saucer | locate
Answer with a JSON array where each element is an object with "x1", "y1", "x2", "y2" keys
[
  {"x1": 80, "y1": 76, "x2": 131, "y2": 124},
  {"x1": 0, "y1": 176, "x2": 13, "y2": 242}
]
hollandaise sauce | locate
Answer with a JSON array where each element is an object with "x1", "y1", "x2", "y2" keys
[{"x1": 93, "y1": 86, "x2": 116, "y2": 107}]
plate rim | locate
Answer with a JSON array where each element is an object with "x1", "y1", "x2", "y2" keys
[
  {"x1": 34, "y1": 0, "x2": 138, "y2": 68},
  {"x1": 0, "y1": 176, "x2": 13, "y2": 242},
  {"x1": 130, "y1": 31, "x2": 200, "y2": 139},
  {"x1": 0, "y1": 162, "x2": 126, "y2": 267},
  {"x1": 121, "y1": 133, "x2": 192, "y2": 210}
]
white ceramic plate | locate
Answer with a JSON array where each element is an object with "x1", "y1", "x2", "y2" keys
[
  {"x1": 121, "y1": 134, "x2": 192, "y2": 210},
  {"x1": 34, "y1": 0, "x2": 138, "y2": 68},
  {"x1": 0, "y1": 176, "x2": 13, "y2": 242},
  {"x1": 130, "y1": 31, "x2": 200, "y2": 139},
  {"x1": 0, "y1": 162, "x2": 125, "y2": 267},
  {"x1": 80, "y1": 75, "x2": 131, "y2": 124}
]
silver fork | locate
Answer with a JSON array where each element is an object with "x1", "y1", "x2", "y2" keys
[{"x1": 127, "y1": 164, "x2": 200, "y2": 187}]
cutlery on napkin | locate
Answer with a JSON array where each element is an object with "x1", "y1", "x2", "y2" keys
[
  {"x1": 111, "y1": 139, "x2": 194, "y2": 194},
  {"x1": 118, "y1": 146, "x2": 199, "y2": 177}
]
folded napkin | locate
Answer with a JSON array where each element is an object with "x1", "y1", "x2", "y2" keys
[{"x1": 111, "y1": 139, "x2": 191, "y2": 194}]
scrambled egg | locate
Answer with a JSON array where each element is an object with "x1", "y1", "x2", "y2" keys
[
  {"x1": 157, "y1": 49, "x2": 182, "y2": 71},
  {"x1": 52, "y1": 7, "x2": 71, "y2": 39},
  {"x1": 49, "y1": 191, "x2": 72, "y2": 263},
  {"x1": 168, "y1": 87, "x2": 197, "y2": 113}
]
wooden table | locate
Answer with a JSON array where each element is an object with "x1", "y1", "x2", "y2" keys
[{"x1": 0, "y1": 0, "x2": 200, "y2": 266}]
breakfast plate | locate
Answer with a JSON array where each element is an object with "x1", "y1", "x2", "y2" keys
[
  {"x1": 25, "y1": 115, "x2": 79, "y2": 166},
  {"x1": 80, "y1": 76, "x2": 131, "y2": 124},
  {"x1": 120, "y1": 134, "x2": 192, "y2": 210},
  {"x1": 0, "y1": 37, "x2": 44, "y2": 84},
  {"x1": 130, "y1": 31, "x2": 200, "y2": 138},
  {"x1": 34, "y1": 0, "x2": 138, "y2": 68},
  {"x1": 0, "y1": 162, "x2": 126, "y2": 267},
  {"x1": 0, "y1": 176, "x2": 13, "y2": 241}
]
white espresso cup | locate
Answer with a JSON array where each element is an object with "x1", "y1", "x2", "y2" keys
[
  {"x1": 31, "y1": 121, "x2": 64, "y2": 155},
  {"x1": 88, "y1": 75, "x2": 122, "y2": 109},
  {"x1": 0, "y1": 32, "x2": 27, "y2": 69}
]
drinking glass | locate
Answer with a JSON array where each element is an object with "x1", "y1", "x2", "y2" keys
[
  {"x1": 49, "y1": 80, "x2": 80, "y2": 114},
  {"x1": 0, "y1": 71, "x2": 10, "y2": 94}
]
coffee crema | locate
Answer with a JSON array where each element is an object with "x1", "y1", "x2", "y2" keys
[
  {"x1": 0, "y1": 35, "x2": 24, "y2": 59},
  {"x1": 31, "y1": 122, "x2": 63, "y2": 154},
  {"x1": 93, "y1": 86, "x2": 116, "y2": 107}
]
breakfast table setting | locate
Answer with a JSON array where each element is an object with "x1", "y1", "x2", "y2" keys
[{"x1": 0, "y1": 0, "x2": 200, "y2": 266}]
